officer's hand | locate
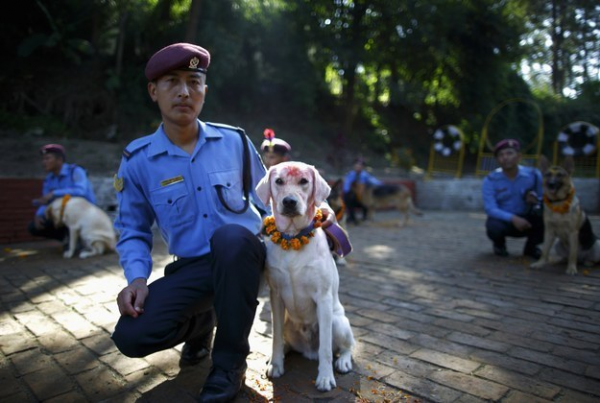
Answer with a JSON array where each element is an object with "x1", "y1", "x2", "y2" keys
[
  {"x1": 117, "y1": 278, "x2": 148, "y2": 318},
  {"x1": 525, "y1": 191, "x2": 539, "y2": 205},
  {"x1": 511, "y1": 215, "x2": 531, "y2": 232},
  {"x1": 319, "y1": 203, "x2": 336, "y2": 229},
  {"x1": 39, "y1": 192, "x2": 54, "y2": 205}
]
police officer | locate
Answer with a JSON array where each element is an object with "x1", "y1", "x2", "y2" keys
[
  {"x1": 29, "y1": 144, "x2": 97, "y2": 243},
  {"x1": 342, "y1": 158, "x2": 382, "y2": 224},
  {"x1": 260, "y1": 128, "x2": 291, "y2": 169},
  {"x1": 111, "y1": 43, "x2": 336, "y2": 402},
  {"x1": 482, "y1": 139, "x2": 544, "y2": 258}
]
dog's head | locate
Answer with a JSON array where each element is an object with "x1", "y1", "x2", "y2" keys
[
  {"x1": 44, "y1": 198, "x2": 64, "y2": 227},
  {"x1": 538, "y1": 155, "x2": 575, "y2": 201},
  {"x1": 256, "y1": 161, "x2": 331, "y2": 233}
]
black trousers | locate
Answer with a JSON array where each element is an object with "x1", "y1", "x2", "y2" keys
[
  {"x1": 28, "y1": 218, "x2": 68, "y2": 241},
  {"x1": 343, "y1": 191, "x2": 367, "y2": 222},
  {"x1": 111, "y1": 224, "x2": 266, "y2": 370},
  {"x1": 485, "y1": 212, "x2": 544, "y2": 249}
]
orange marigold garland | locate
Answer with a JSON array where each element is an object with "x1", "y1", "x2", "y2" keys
[
  {"x1": 262, "y1": 208, "x2": 323, "y2": 251},
  {"x1": 543, "y1": 188, "x2": 575, "y2": 214}
]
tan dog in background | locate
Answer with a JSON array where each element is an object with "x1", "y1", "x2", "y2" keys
[
  {"x1": 354, "y1": 182, "x2": 422, "y2": 226},
  {"x1": 530, "y1": 156, "x2": 600, "y2": 275},
  {"x1": 46, "y1": 196, "x2": 117, "y2": 259},
  {"x1": 256, "y1": 161, "x2": 355, "y2": 392}
]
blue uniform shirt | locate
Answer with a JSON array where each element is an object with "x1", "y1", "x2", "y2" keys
[
  {"x1": 36, "y1": 163, "x2": 97, "y2": 216},
  {"x1": 482, "y1": 165, "x2": 543, "y2": 222},
  {"x1": 342, "y1": 170, "x2": 383, "y2": 193},
  {"x1": 114, "y1": 121, "x2": 268, "y2": 284}
]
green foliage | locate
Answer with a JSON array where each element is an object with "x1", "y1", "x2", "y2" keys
[{"x1": 0, "y1": 0, "x2": 597, "y2": 174}]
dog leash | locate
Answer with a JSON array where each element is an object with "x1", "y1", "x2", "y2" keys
[
  {"x1": 323, "y1": 223, "x2": 353, "y2": 258},
  {"x1": 59, "y1": 194, "x2": 72, "y2": 225}
]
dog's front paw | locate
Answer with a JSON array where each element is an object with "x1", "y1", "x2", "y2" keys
[
  {"x1": 315, "y1": 371, "x2": 336, "y2": 392},
  {"x1": 530, "y1": 260, "x2": 545, "y2": 269},
  {"x1": 335, "y1": 354, "x2": 353, "y2": 374},
  {"x1": 566, "y1": 265, "x2": 578, "y2": 275},
  {"x1": 266, "y1": 361, "x2": 284, "y2": 378},
  {"x1": 63, "y1": 250, "x2": 74, "y2": 259},
  {"x1": 78, "y1": 250, "x2": 95, "y2": 259}
]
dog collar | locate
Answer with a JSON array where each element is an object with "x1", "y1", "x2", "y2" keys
[
  {"x1": 59, "y1": 194, "x2": 72, "y2": 225},
  {"x1": 262, "y1": 209, "x2": 323, "y2": 251},
  {"x1": 543, "y1": 188, "x2": 575, "y2": 214}
]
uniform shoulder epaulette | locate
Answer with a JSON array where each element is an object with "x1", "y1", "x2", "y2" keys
[
  {"x1": 206, "y1": 121, "x2": 246, "y2": 135},
  {"x1": 122, "y1": 136, "x2": 152, "y2": 159}
]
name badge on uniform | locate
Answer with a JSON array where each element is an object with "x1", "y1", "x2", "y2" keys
[{"x1": 160, "y1": 175, "x2": 184, "y2": 187}]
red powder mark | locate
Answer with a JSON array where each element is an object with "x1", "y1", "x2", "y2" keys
[{"x1": 284, "y1": 165, "x2": 302, "y2": 178}]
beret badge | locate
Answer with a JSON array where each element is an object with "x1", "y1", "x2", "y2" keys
[{"x1": 189, "y1": 57, "x2": 200, "y2": 69}]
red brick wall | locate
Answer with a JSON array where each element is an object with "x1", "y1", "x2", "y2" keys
[{"x1": 0, "y1": 178, "x2": 43, "y2": 244}]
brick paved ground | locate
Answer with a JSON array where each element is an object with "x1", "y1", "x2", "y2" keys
[{"x1": 1, "y1": 211, "x2": 600, "y2": 402}]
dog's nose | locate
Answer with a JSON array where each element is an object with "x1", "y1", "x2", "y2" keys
[{"x1": 282, "y1": 197, "x2": 297, "y2": 209}]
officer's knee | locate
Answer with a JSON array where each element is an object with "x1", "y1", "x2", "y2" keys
[{"x1": 111, "y1": 322, "x2": 147, "y2": 358}]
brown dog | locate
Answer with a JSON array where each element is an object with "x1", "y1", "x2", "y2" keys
[
  {"x1": 353, "y1": 182, "x2": 422, "y2": 226},
  {"x1": 530, "y1": 156, "x2": 600, "y2": 275}
]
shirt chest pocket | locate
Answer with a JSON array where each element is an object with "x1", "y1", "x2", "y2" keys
[
  {"x1": 150, "y1": 184, "x2": 194, "y2": 227},
  {"x1": 208, "y1": 169, "x2": 245, "y2": 213}
]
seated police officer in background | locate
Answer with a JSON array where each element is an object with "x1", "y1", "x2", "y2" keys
[
  {"x1": 111, "y1": 43, "x2": 334, "y2": 403},
  {"x1": 482, "y1": 139, "x2": 544, "y2": 259},
  {"x1": 260, "y1": 128, "x2": 291, "y2": 169},
  {"x1": 342, "y1": 157, "x2": 382, "y2": 224},
  {"x1": 29, "y1": 144, "x2": 97, "y2": 244}
]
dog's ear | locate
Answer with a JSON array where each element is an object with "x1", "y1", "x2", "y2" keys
[
  {"x1": 537, "y1": 155, "x2": 550, "y2": 174},
  {"x1": 255, "y1": 167, "x2": 273, "y2": 206},
  {"x1": 562, "y1": 155, "x2": 575, "y2": 175},
  {"x1": 311, "y1": 166, "x2": 331, "y2": 205}
]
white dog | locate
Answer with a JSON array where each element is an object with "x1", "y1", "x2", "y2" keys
[
  {"x1": 45, "y1": 196, "x2": 117, "y2": 259},
  {"x1": 256, "y1": 161, "x2": 355, "y2": 392}
]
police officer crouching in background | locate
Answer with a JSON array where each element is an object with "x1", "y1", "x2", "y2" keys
[
  {"x1": 482, "y1": 139, "x2": 544, "y2": 259},
  {"x1": 111, "y1": 43, "x2": 335, "y2": 402},
  {"x1": 29, "y1": 144, "x2": 97, "y2": 246}
]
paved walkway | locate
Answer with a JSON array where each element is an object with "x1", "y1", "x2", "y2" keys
[{"x1": 1, "y1": 211, "x2": 600, "y2": 402}]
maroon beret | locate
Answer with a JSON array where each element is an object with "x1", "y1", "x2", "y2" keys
[
  {"x1": 145, "y1": 43, "x2": 211, "y2": 81},
  {"x1": 40, "y1": 144, "x2": 66, "y2": 160},
  {"x1": 493, "y1": 139, "x2": 520, "y2": 156}
]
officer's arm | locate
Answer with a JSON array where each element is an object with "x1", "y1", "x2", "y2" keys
[
  {"x1": 482, "y1": 176, "x2": 512, "y2": 222},
  {"x1": 248, "y1": 137, "x2": 271, "y2": 215},
  {"x1": 114, "y1": 160, "x2": 155, "y2": 284}
]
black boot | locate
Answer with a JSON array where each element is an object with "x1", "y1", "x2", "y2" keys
[
  {"x1": 197, "y1": 362, "x2": 247, "y2": 403},
  {"x1": 180, "y1": 311, "x2": 215, "y2": 366}
]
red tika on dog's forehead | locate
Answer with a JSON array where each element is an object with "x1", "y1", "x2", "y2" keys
[{"x1": 281, "y1": 165, "x2": 307, "y2": 178}]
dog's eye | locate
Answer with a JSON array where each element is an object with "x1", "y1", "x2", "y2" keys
[
  {"x1": 275, "y1": 178, "x2": 284, "y2": 185},
  {"x1": 299, "y1": 178, "x2": 309, "y2": 185}
]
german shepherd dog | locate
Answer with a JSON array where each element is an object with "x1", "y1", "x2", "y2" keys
[
  {"x1": 530, "y1": 156, "x2": 600, "y2": 275},
  {"x1": 327, "y1": 178, "x2": 348, "y2": 265},
  {"x1": 354, "y1": 182, "x2": 422, "y2": 226}
]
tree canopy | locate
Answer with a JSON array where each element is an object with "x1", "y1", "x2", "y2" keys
[{"x1": 1, "y1": 0, "x2": 598, "y2": 174}]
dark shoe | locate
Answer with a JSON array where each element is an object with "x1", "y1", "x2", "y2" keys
[
  {"x1": 180, "y1": 313, "x2": 215, "y2": 366},
  {"x1": 523, "y1": 246, "x2": 542, "y2": 259},
  {"x1": 493, "y1": 245, "x2": 508, "y2": 257},
  {"x1": 197, "y1": 363, "x2": 247, "y2": 403}
]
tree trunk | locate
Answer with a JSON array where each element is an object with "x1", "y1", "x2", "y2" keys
[{"x1": 185, "y1": 0, "x2": 202, "y2": 43}]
